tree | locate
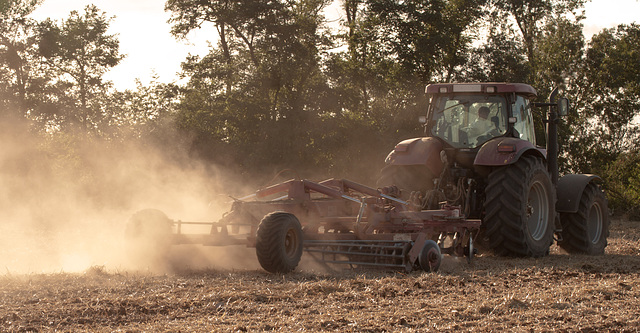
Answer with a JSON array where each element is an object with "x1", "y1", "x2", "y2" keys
[
  {"x1": 584, "y1": 24, "x2": 640, "y2": 153},
  {"x1": 38, "y1": 5, "x2": 124, "y2": 132},
  {"x1": 314, "y1": 0, "x2": 494, "y2": 180},
  {"x1": 466, "y1": 1, "x2": 586, "y2": 149},
  {"x1": 0, "y1": 0, "x2": 43, "y2": 117},
  {"x1": 535, "y1": 15, "x2": 584, "y2": 88},
  {"x1": 603, "y1": 151, "x2": 640, "y2": 219},
  {"x1": 364, "y1": 0, "x2": 486, "y2": 84},
  {"x1": 488, "y1": 0, "x2": 586, "y2": 80},
  {"x1": 464, "y1": 19, "x2": 529, "y2": 82},
  {"x1": 548, "y1": 23, "x2": 640, "y2": 218},
  {"x1": 167, "y1": 0, "x2": 337, "y2": 175},
  {"x1": 566, "y1": 24, "x2": 640, "y2": 172},
  {"x1": 102, "y1": 76, "x2": 180, "y2": 141}
]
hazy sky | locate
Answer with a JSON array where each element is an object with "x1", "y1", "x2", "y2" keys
[{"x1": 29, "y1": 0, "x2": 640, "y2": 91}]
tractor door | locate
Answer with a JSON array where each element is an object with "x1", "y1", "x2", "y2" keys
[{"x1": 511, "y1": 95, "x2": 537, "y2": 145}]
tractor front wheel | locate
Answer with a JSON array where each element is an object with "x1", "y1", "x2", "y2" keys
[
  {"x1": 559, "y1": 183, "x2": 609, "y2": 255},
  {"x1": 483, "y1": 155, "x2": 555, "y2": 257},
  {"x1": 256, "y1": 212, "x2": 304, "y2": 274}
]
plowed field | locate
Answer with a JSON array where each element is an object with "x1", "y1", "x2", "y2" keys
[{"x1": 2, "y1": 219, "x2": 639, "y2": 332}]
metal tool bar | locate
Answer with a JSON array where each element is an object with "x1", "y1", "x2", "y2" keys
[{"x1": 305, "y1": 249, "x2": 406, "y2": 259}]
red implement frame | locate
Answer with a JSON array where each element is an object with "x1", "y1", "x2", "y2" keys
[{"x1": 170, "y1": 178, "x2": 481, "y2": 271}]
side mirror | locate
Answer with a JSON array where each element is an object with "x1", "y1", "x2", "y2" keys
[{"x1": 557, "y1": 98, "x2": 570, "y2": 116}]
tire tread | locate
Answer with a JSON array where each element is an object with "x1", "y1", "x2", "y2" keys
[
  {"x1": 255, "y1": 212, "x2": 303, "y2": 273},
  {"x1": 559, "y1": 183, "x2": 609, "y2": 254},
  {"x1": 483, "y1": 155, "x2": 554, "y2": 257}
]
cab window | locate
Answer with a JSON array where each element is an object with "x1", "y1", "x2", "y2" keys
[
  {"x1": 430, "y1": 94, "x2": 507, "y2": 148},
  {"x1": 512, "y1": 95, "x2": 536, "y2": 145}
]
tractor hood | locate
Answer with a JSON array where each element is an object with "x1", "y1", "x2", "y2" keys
[{"x1": 385, "y1": 137, "x2": 444, "y2": 176}]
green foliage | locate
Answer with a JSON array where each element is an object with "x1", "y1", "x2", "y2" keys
[
  {"x1": 584, "y1": 24, "x2": 640, "y2": 154},
  {"x1": 1, "y1": 0, "x2": 638, "y2": 215},
  {"x1": 488, "y1": 0, "x2": 586, "y2": 76},
  {"x1": 535, "y1": 16, "x2": 584, "y2": 88},
  {"x1": 566, "y1": 24, "x2": 640, "y2": 171},
  {"x1": 365, "y1": 0, "x2": 486, "y2": 83},
  {"x1": 102, "y1": 77, "x2": 180, "y2": 141},
  {"x1": 604, "y1": 152, "x2": 640, "y2": 220},
  {"x1": 561, "y1": 23, "x2": 640, "y2": 217},
  {"x1": 465, "y1": 20, "x2": 529, "y2": 82},
  {"x1": 37, "y1": 5, "x2": 124, "y2": 132},
  {"x1": 476, "y1": 0, "x2": 586, "y2": 146},
  {"x1": 0, "y1": 0, "x2": 43, "y2": 117},
  {"x1": 169, "y1": 1, "x2": 333, "y2": 175}
]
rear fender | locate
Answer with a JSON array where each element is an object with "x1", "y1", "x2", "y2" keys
[
  {"x1": 556, "y1": 174, "x2": 603, "y2": 213},
  {"x1": 385, "y1": 137, "x2": 444, "y2": 176},
  {"x1": 474, "y1": 137, "x2": 546, "y2": 167}
]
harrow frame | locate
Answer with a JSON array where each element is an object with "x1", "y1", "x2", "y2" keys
[{"x1": 130, "y1": 178, "x2": 481, "y2": 272}]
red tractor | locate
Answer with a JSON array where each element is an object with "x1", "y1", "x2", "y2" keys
[
  {"x1": 126, "y1": 82, "x2": 608, "y2": 274},
  {"x1": 378, "y1": 82, "x2": 608, "y2": 257}
]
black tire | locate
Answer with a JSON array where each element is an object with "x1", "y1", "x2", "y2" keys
[
  {"x1": 125, "y1": 209, "x2": 173, "y2": 265},
  {"x1": 255, "y1": 212, "x2": 303, "y2": 274},
  {"x1": 125, "y1": 209, "x2": 172, "y2": 239},
  {"x1": 558, "y1": 183, "x2": 609, "y2": 255},
  {"x1": 465, "y1": 232, "x2": 476, "y2": 263},
  {"x1": 418, "y1": 240, "x2": 442, "y2": 272},
  {"x1": 483, "y1": 155, "x2": 555, "y2": 257},
  {"x1": 376, "y1": 165, "x2": 434, "y2": 196}
]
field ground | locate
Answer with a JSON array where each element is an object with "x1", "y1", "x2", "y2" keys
[{"x1": 1, "y1": 219, "x2": 639, "y2": 332}]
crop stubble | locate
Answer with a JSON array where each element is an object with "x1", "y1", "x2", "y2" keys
[{"x1": 1, "y1": 219, "x2": 639, "y2": 332}]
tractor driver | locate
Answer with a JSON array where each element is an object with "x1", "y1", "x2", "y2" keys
[{"x1": 468, "y1": 106, "x2": 493, "y2": 140}]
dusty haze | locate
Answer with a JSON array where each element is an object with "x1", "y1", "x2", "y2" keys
[{"x1": 0, "y1": 117, "x2": 263, "y2": 274}]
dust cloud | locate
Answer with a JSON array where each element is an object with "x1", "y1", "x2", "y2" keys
[{"x1": 0, "y1": 117, "x2": 261, "y2": 274}]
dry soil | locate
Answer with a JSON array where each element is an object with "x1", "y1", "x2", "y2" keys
[{"x1": 1, "y1": 219, "x2": 639, "y2": 332}]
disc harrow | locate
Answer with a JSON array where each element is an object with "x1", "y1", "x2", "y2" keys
[{"x1": 127, "y1": 178, "x2": 481, "y2": 273}]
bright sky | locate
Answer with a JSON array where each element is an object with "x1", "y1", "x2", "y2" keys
[{"x1": 30, "y1": 0, "x2": 640, "y2": 91}]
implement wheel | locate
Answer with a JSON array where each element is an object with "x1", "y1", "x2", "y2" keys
[
  {"x1": 126, "y1": 209, "x2": 172, "y2": 238},
  {"x1": 483, "y1": 155, "x2": 555, "y2": 257},
  {"x1": 418, "y1": 240, "x2": 442, "y2": 272},
  {"x1": 125, "y1": 209, "x2": 173, "y2": 265},
  {"x1": 559, "y1": 183, "x2": 609, "y2": 255},
  {"x1": 256, "y1": 212, "x2": 303, "y2": 274}
]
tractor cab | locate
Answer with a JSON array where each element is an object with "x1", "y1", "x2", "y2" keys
[
  {"x1": 424, "y1": 83, "x2": 538, "y2": 149},
  {"x1": 379, "y1": 82, "x2": 609, "y2": 259}
]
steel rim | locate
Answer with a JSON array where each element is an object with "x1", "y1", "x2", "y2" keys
[
  {"x1": 284, "y1": 228, "x2": 299, "y2": 258},
  {"x1": 428, "y1": 248, "x2": 439, "y2": 265},
  {"x1": 588, "y1": 201, "x2": 603, "y2": 244},
  {"x1": 427, "y1": 248, "x2": 440, "y2": 270},
  {"x1": 527, "y1": 180, "x2": 549, "y2": 241}
]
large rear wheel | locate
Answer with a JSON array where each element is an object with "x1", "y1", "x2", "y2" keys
[
  {"x1": 559, "y1": 183, "x2": 609, "y2": 255},
  {"x1": 255, "y1": 212, "x2": 303, "y2": 274},
  {"x1": 483, "y1": 155, "x2": 555, "y2": 257}
]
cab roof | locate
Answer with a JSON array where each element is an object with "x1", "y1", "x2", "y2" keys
[{"x1": 425, "y1": 83, "x2": 537, "y2": 97}]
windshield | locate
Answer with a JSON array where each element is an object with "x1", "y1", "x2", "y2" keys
[{"x1": 430, "y1": 94, "x2": 508, "y2": 148}]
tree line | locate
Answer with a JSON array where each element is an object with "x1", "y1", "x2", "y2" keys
[{"x1": 1, "y1": 0, "x2": 639, "y2": 217}]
